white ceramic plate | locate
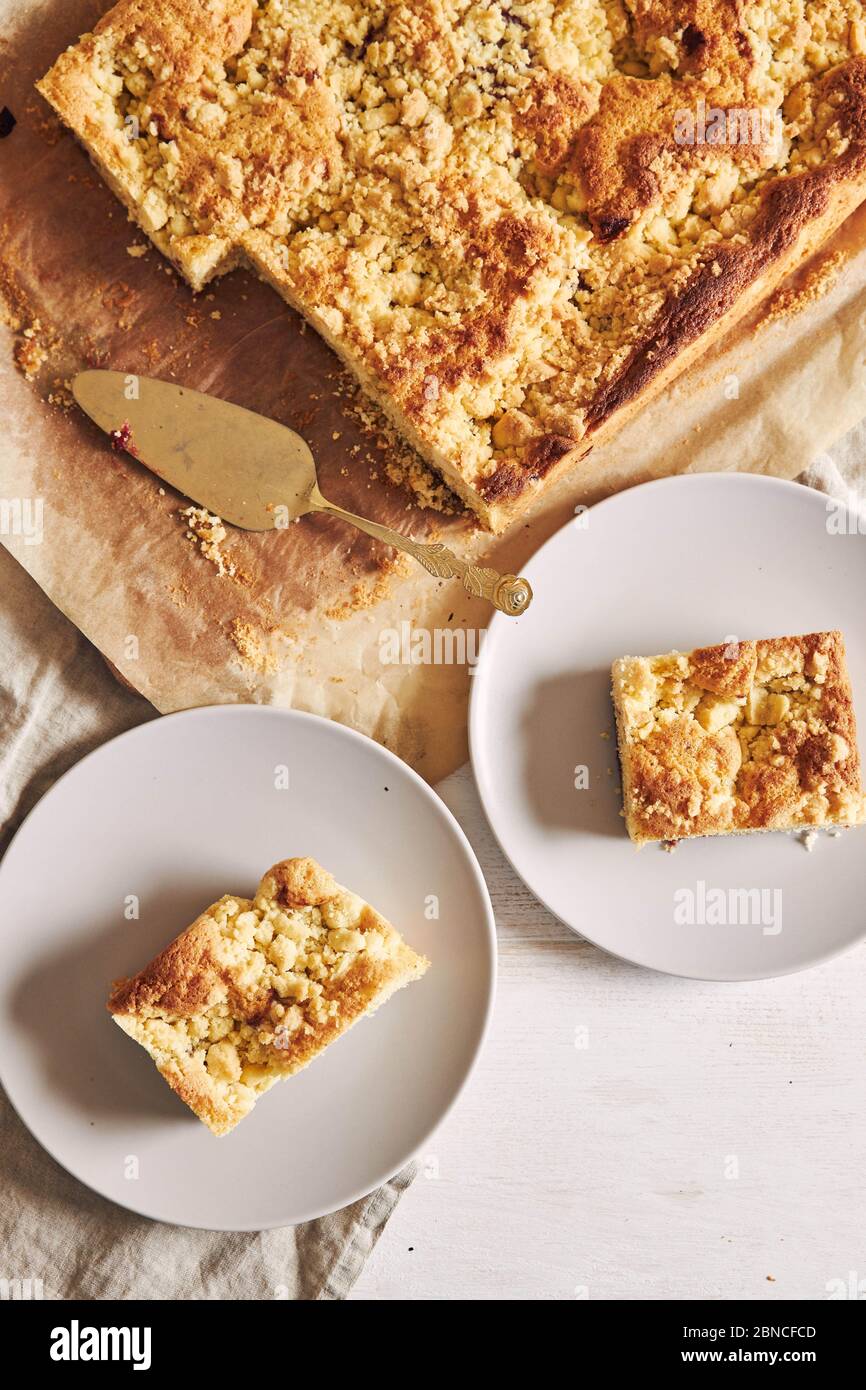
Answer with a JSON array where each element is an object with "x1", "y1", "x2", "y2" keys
[
  {"x1": 471, "y1": 473, "x2": 866, "y2": 981},
  {"x1": 0, "y1": 707, "x2": 495, "y2": 1230}
]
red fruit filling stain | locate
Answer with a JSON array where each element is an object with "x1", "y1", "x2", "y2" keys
[{"x1": 109, "y1": 421, "x2": 138, "y2": 457}]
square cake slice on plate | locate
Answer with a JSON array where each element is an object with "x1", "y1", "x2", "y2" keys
[
  {"x1": 108, "y1": 857, "x2": 429, "y2": 1135},
  {"x1": 611, "y1": 631, "x2": 866, "y2": 846}
]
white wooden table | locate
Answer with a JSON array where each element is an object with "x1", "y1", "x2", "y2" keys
[{"x1": 352, "y1": 764, "x2": 866, "y2": 1302}]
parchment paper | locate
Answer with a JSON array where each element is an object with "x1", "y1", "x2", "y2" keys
[{"x1": 3, "y1": 0, "x2": 866, "y2": 783}]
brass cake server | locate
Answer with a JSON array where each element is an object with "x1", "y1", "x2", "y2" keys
[{"x1": 72, "y1": 371, "x2": 533, "y2": 617}]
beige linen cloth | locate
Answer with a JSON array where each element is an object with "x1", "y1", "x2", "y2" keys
[
  {"x1": 2, "y1": 436, "x2": 865, "y2": 1300},
  {"x1": 0, "y1": 554, "x2": 413, "y2": 1299}
]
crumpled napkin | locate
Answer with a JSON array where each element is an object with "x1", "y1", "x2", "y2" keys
[{"x1": 0, "y1": 551, "x2": 412, "y2": 1299}]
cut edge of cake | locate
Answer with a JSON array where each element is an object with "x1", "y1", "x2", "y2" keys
[
  {"x1": 611, "y1": 631, "x2": 866, "y2": 847},
  {"x1": 35, "y1": 7, "x2": 866, "y2": 532},
  {"x1": 108, "y1": 856, "x2": 429, "y2": 1135}
]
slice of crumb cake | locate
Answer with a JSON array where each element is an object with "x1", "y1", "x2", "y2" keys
[
  {"x1": 108, "y1": 857, "x2": 429, "y2": 1135},
  {"x1": 612, "y1": 631, "x2": 866, "y2": 846}
]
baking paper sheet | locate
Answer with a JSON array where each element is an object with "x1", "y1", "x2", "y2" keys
[{"x1": 3, "y1": 0, "x2": 866, "y2": 782}]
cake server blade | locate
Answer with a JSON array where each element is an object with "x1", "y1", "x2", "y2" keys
[
  {"x1": 71, "y1": 369, "x2": 533, "y2": 616},
  {"x1": 72, "y1": 369, "x2": 316, "y2": 529}
]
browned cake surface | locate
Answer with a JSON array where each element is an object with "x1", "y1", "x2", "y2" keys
[
  {"x1": 37, "y1": 2, "x2": 866, "y2": 528},
  {"x1": 108, "y1": 856, "x2": 429, "y2": 1134},
  {"x1": 612, "y1": 631, "x2": 866, "y2": 843}
]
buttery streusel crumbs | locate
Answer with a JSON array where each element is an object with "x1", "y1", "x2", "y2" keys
[
  {"x1": 38, "y1": 2, "x2": 866, "y2": 527},
  {"x1": 108, "y1": 856, "x2": 429, "y2": 1134},
  {"x1": 761, "y1": 246, "x2": 848, "y2": 325},
  {"x1": 612, "y1": 631, "x2": 866, "y2": 844},
  {"x1": 340, "y1": 374, "x2": 461, "y2": 515},
  {"x1": 180, "y1": 503, "x2": 238, "y2": 576},
  {"x1": 228, "y1": 615, "x2": 284, "y2": 671}
]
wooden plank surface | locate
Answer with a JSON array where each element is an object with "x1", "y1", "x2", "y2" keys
[{"x1": 352, "y1": 764, "x2": 866, "y2": 1301}]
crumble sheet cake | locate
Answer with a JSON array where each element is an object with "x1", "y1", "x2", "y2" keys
[
  {"x1": 108, "y1": 857, "x2": 429, "y2": 1134},
  {"x1": 38, "y1": 2, "x2": 866, "y2": 530},
  {"x1": 612, "y1": 631, "x2": 866, "y2": 844}
]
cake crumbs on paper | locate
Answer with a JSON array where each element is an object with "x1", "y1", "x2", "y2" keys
[
  {"x1": 661, "y1": 839, "x2": 679, "y2": 853},
  {"x1": 0, "y1": 266, "x2": 65, "y2": 388},
  {"x1": 47, "y1": 375, "x2": 75, "y2": 409},
  {"x1": 126, "y1": 242, "x2": 148, "y2": 258},
  {"x1": 798, "y1": 829, "x2": 818, "y2": 852},
  {"x1": 228, "y1": 618, "x2": 283, "y2": 675},
  {"x1": 180, "y1": 506, "x2": 238, "y2": 578},
  {"x1": 1, "y1": 275, "x2": 67, "y2": 391},
  {"x1": 101, "y1": 280, "x2": 138, "y2": 331},
  {"x1": 13, "y1": 319, "x2": 52, "y2": 380},
  {"x1": 323, "y1": 557, "x2": 409, "y2": 621},
  {"x1": 334, "y1": 373, "x2": 461, "y2": 517},
  {"x1": 761, "y1": 249, "x2": 848, "y2": 328}
]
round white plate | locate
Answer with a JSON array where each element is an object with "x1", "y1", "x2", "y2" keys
[
  {"x1": 471, "y1": 473, "x2": 866, "y2": 981},
  {"x1": 0, "y1": 707, "x2": 495, "y2": 1230}
]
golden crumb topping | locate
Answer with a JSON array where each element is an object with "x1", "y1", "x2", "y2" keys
[
  {"x1": 38, "y1": 3, "x2": 866, "y2": 526},
  {"x1": 612, "y1": 631, "x2": 866, "y2": 843},
  {"x1": 180, "y1": 504, "x2": 239, "y2": 575},
  {"x1": 108, "y1": 856, "x2": 428, "y2": 1133}
]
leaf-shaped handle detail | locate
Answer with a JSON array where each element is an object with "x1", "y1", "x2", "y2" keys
[
  {"x1": 400, "y1": 540, "x2": 533, "y2": 615},
  {"x1": 315, "y1": 498, "x2": 533, "y2": 616}
]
